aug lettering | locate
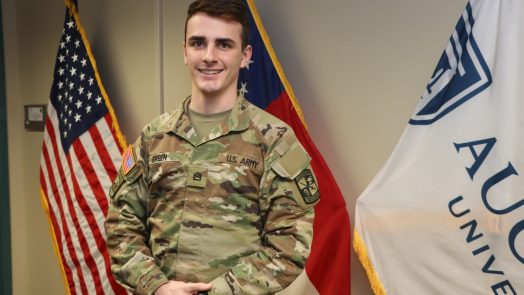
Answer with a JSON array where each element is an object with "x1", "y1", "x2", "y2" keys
[{"x1": 449, "y1": 137, "x2": 523, "y2": 294}]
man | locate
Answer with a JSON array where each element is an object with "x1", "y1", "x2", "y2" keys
[{"x1": 105, "y1": 1, "x2": 319, "y2": 294}]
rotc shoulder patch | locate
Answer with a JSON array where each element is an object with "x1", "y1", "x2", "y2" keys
[
  {"x1": 122, "y1": 145, "x2": 137, "y2": 176},
  {"x1": 294, "y1": 169, "x2": 320, "y2": 205}
]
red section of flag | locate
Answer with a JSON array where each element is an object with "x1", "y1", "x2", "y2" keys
[
  {"x1": 242, "y1": 0, "x2": 351, "y2": 291},
  {"x1": 40, "y1": 104, "x2": 127, "y2": 294},
  {"x1": 267, "y1": 92, "x2": 351, "y2": 294}
]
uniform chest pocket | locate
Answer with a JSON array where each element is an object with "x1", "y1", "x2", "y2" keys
[{"x1": 148, "y1": 158, "x2": 186, "y2": 198}]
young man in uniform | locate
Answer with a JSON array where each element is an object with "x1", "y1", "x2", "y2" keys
[{"x1": 105, "y1": 1, "x2": 320, "y2": 294}]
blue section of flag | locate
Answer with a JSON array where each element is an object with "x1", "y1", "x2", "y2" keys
[
  {"x1": 49, "y1": 10, "x2": 108, "y2": 152},
  {"x1": 238, "y1": 2, "x2": 285, "y2": 109},
  {"x1": 410, "y1": 3, "x2": 492, "y2": 125}
]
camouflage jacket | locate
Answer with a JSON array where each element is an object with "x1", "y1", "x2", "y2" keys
[{"x1": 105, "y1": 96, "x2": 320, "y2": 295}]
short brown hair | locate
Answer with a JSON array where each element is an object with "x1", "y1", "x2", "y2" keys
[{"x1": 185, "y1": 0, "x2": 249, "y2": 49}]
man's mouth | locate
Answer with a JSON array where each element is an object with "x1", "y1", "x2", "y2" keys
[{"x1": 198, "y1": 69, "x2": 223, "y2": 75}]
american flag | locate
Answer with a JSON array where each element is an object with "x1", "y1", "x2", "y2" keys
[
  {"x1": 241, "y1": 1, "x2": 351, "y2": 294},
  {"x1": 39, "y1": 0, "x2": 127, "y2": 294}
]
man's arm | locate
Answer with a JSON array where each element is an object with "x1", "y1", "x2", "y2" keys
[
  {"x1": 208, "y1": 135, "x2": 320, "y2": 294},
  {"x1": 105, "y1": 142, "x2": 170, "y2": 295}
]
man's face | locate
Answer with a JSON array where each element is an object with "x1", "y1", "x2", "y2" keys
[{"x1": 184, "y1": 13, "x2": 252, "y2": 99}]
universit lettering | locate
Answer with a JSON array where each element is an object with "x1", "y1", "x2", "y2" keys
[{"x1": 448, "y1": 137, "x2": 523, "y2": 294}]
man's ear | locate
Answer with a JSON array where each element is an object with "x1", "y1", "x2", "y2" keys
[
  {"x1": 183, "y1": 41, "x2": 188, "y2": 65},
  {"x1": 240, "y1": 45, "x2": 253, "y2": 68}
]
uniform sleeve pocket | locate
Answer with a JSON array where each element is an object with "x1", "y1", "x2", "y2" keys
[
  {"x1": 270, "y1": 142, "x2": 320, "y2": 211},
  {"x1": 270, "y1": 142, "x2": 310, "y2": 180}
]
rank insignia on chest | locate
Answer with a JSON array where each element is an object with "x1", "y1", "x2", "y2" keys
[
  {"x1": 187, "y1": 165, "x2": 207, "y2": 188},
  {"x1": 294, "y1": 169, "x2": 320, "y2": 204},
  {"x1": 121, "y1": 145, "x2": 137, "y2": 176}
]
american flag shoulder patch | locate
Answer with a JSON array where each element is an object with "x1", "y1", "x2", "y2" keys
[{"x1": 121, "y1": 145, "x2": 137, "y2": 176}]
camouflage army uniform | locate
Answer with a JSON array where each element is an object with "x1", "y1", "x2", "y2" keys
[{"x1": 105, "y1": 96, "x2": 320, "y2": 295}]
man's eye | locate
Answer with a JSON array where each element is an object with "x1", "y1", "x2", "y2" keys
[
  {"x1": 218, "y1": 42, "x2": 231, "y2": 49},
  {"x1": 191, "y1": 40, "x2": 204, "y2": 47}
]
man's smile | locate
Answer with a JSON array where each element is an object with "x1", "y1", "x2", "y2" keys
[{"x1": 198, "y1": 68, "x2": 224, "y2": 75}]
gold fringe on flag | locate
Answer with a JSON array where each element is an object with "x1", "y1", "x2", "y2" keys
[{"x1": 353, "y1": 230, "x2": 388, "y2": 295}]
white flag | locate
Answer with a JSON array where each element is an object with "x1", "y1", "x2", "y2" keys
[{"x1": 354, "y1": 0, "x2": 524, "y2": 294}]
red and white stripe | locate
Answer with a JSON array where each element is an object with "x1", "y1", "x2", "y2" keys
[{"x1": 40, "y1": 103, "x2": 126, "y2": 295}]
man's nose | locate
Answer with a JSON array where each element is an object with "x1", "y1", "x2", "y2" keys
[{"x1": 203, "y1": 45, "x2": 217, "y2": 63}]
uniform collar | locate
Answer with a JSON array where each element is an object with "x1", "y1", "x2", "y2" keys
[{"x1": 169, "y1": 95, "x2": 251, "y2": 146}]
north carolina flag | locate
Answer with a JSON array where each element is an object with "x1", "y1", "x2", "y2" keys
[
  {"x1": 240, "y1": 1, "x2": 351, "y2": 294},
  {"x1": 354, "y1": 0, "x2": 524, "y2": 294}
]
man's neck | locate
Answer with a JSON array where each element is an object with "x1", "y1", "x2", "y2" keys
[{"x1": 189, "y1": 88, "x2": 238, "y2": 114}]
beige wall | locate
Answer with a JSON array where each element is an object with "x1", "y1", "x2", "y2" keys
[{"x1": 3, "y1": 0, "x2": 467, "y2": 294}]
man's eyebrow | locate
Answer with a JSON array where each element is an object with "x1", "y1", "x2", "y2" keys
[
  {"x1": 215, "y1": 38, "x2": 235, "y2": 44},
  {"x1": 187, "y1": 36, "x2": 237, "y2": 45},
  {"x1": 188, "y1": 36, "x2": 205, "y2": 42}
]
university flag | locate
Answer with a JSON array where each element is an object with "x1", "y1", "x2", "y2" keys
[
  {"x1": 39, "y1": 0, "x2": 127, "y2": 293},
  {"x1": 241, "y1": 1, "x2": 351, "y2": 294},
  {"x1": 354, "y1": 0, "x2": 524, "y2": 294}
]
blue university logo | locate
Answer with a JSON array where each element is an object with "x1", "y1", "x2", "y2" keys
[{"x1": 409, "y1": 4, "x2": 492, "y2": 125}]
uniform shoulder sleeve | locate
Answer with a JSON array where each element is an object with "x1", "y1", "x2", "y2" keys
[
  {"x1": 269, "y1": 132, "x2": 320, "y2": 210},
  {"x1": 105, "y1": 133, "x2": 168, "y2": 294}
]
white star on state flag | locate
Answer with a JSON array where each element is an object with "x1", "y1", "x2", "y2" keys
[
  {"x1": 239, "y1": 82, "x2": 248, "y2": 96},
  {"x1": 245, "y1": 59, "x2": 254, "y2": 70}
]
